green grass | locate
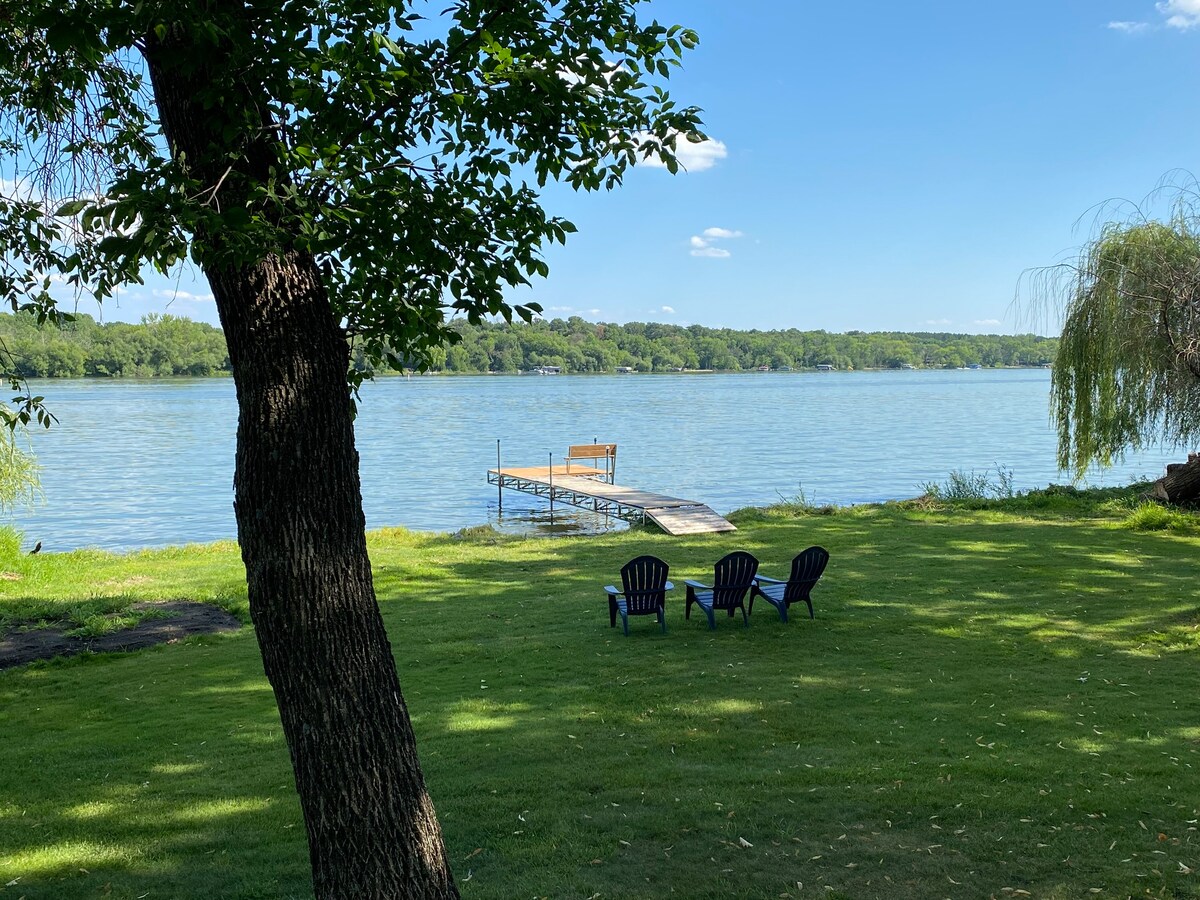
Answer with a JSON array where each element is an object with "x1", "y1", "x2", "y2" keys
[{"x1": 1, "y1": 493, "x2": 1199, "y2": 899}]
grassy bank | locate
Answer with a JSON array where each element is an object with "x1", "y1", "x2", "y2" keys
[{"x1": 1, "y1": 491, "x2": 1198, "y2": 899}]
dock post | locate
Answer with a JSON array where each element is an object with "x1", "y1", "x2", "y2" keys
[
  {"x1": 548, "y1": 451, "x2": 554, "y2": 522},
  {"x1": 496, "y1": 439, "x2": 502, "y2": 513}
]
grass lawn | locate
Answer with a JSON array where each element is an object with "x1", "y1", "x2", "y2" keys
[{"x1": 0, "y1": 491, "x2": 1198, "y2": 899}]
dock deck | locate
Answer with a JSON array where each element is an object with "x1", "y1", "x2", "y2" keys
[{"x1": 487, "y1": 465, "x2": 736, "y2": 536}]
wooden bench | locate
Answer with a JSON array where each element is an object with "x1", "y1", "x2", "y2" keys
[{"x1": 565, "y1": 443, "x2": 617, "y2": 482}]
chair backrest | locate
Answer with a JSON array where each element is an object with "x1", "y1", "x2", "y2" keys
[
  {"x1": 710, "y1": 551, "x2": 759, "y2": 609},
  {"x1": 785, "y1": 546, "x2": 829, "y2": 603},
  {"x1": 620, "y1": 555, "x2": 670, "y2": 615}
]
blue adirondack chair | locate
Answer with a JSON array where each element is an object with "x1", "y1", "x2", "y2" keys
[
  {"x1": 749, "y1": 546, "x2": 829, "y2": 622},
  {"x1": 684, "y1": 551, "x2": 759, "y2": 629},
  {"x1": 604, "y1": 555, "x2": 673, "y2": 635}
]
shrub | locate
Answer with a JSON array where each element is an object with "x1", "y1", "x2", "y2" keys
[
  {"x1": 921, "y1": 465, "x2": 1015, "y2": 502},
  {"x1": 1123, "y1": 501, "x2": 1200, "y2": 533}
]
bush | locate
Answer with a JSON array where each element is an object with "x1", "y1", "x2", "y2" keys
[
  {"x1": 0, "y1": 525, "x2": 22, "y2": 561},
  {"x1": 1123, "y1": 501, "x2": 1200, "y2": 533},
  {"x1": 921, "y1": 466, "x2": 1015, "y2": 502}
]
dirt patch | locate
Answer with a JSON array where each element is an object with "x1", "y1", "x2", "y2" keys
[{"x1": 0, "y1": 601, "x2": 242, "y2": 670}]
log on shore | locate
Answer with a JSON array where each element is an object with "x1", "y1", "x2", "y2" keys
[{"x1": 1151, "y1": 454, "x2": 1200, "y2": 504}]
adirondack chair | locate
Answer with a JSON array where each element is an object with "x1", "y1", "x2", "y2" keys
[
  {"x1": 604, "y1": 555, "x2": 673, "y2": 635},
  {"x1": 684, "y1": 551, "x2": 759, "y2": 629},
  {"x1": 749, "y1": 546, "x2": 829, "y2": 622}
]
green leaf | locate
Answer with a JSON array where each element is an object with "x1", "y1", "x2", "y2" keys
[{"x1": 54, "y1": 200, "x2": 89, "y2": 218}]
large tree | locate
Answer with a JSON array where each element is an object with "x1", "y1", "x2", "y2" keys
[
  {"x1": 0, "y1": 2, "x2": 702, "y2": 896},
  {"x1": 1038, "y1": 205, "x2": 1200, "y2": 481}
]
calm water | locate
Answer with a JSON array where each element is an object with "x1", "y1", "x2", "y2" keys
[{"x1": 11, "y1": 370, "x2": 1180, "y2": 551}]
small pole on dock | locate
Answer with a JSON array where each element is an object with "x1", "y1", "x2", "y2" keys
[
  {"x1": 548, "y1": 451, "x2": 554, "y2": 522},
  {"x1": 496, "y1": 439, "x2": 502, "y2": 513}
]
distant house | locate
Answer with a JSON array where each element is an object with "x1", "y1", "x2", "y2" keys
[
  {"x1": 756, "y1": 364, "x2": 771, "y2": 372},
  {"x1": 816, "y1": 363, "x2": 836, "y2": 372},
  {"x1": 531, "y1": 365, "x2": 562, "y2": 375},
  {"x1": 615, "y1": 366, "x2": 634, "y2": 374}
]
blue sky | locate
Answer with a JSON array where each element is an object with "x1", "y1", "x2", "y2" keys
[{"x1": 99, "y1": 0, "x2": 1200, "y2": 335}]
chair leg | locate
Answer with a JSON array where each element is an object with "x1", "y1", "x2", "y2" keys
[
  {"x1": 609, "y1": 596, "x2": 617, "y2": 627},
  {"x1": 621, "y1": 611, "x2": 629, "y2": 636},
  {"x1": 805, "y1": 599, "x2": 814, "y2": 619},
  {"x1": 704, "y1": 608, "x2": 715, "y2": 630},
  {"x1": 658, "y1": 608, "x2": 667, "y2": 633},
  {"x1": 739, "y1": 605, "x2": 749, "y2": 627},
  {"x1": 778, "y1": 601, "x2": 789, "y2": 624},
  {"x1": 748, "y1": 591, "x2": 756, "y2": 617},
  {"x1": 685, "y1": 593, "x2": 693, "y2": 620}
]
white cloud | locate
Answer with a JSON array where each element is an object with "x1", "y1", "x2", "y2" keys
[
  {"x1": 636, "y1": 134, "x2": 728, "y2": 172},
  {"x1": 153, "y1": 288, "x2": 214, "y2": 304},
  {"x1": 925, "y1": 318, "x2": 952, "y2": 326},
  {"x1": 587, "y1": 308, "x2": 602, "y2": 316},
  {"x1": 1108, "y1": 20, "x2": 1150, "y2": 31},
  {"x1": 1158, "y1": 0, "x2": 1200, "y2": 28},
  {"x1": 688, "y1": 226, "x2": 742, "y2": 259},
  {"x1": 974, "y1": 318, "x2": 1002, "y2": 326},
  {"x1": 675, "y1": 139, "x2": 728, "y2": 172},
  {"x1": 661, "y1": 305, "x2": 675, "y2": 315}
]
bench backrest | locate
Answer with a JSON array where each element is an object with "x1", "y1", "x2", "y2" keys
[
  {"x1": 565, "y1": 443, "x2": 617, "y2": 480},
  {"x1": 567, "y1": 443, "x2": 616, "y2": 461}
]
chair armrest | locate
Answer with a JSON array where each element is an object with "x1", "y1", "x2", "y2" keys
[
  {"x1": 683, "y1": 579, "x2": 711, "y2": 590},
  {"x1": 603, "y1": 585, "x2": 622, "y2": 597},
  {"x1": 663, "y1": 581, "x2": 674, "y2": 592},
  {"x1": 754, "y1": 575, "x2": 786, "y2": 585}
]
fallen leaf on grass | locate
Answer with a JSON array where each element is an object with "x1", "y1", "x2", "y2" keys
[
  {"x1": 464, "y1": 848, "x2": 482, "y2": 860},
  {"x1": 738, "y1": 837, "x2": 753, "y2": 848}
]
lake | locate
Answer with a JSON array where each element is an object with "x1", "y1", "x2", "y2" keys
[{"x1": 10, "y1": 370, "x2": 1181, "y2": 551}]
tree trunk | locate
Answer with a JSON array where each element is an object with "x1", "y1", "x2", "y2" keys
[
  {"x1": 1152, "y1": 455, "x2": 1200, "y2": 505},
  {"x1": 143, "y1": 30, "x2": 459, "y2": 900}
]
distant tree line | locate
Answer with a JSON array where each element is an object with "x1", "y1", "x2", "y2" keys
[
  {"x1": 388, "y1": 317, "x2": 1059, "y2": 374},
  {"x1": 0, "y1": 311, "x2": 229, "y2": 377},
  {"x1": 1, "y1": 311, "x2": 1057, "y2": 378}
]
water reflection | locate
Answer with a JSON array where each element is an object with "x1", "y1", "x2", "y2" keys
[{"x1": 488, "y1": 503, "x2": 628, "y2": 537}]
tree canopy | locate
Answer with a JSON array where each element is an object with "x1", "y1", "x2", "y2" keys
[
  {"x1": 1038, "y1": 204, "x2": 1200, "y2": 475},
  {"x1": 1, "y1": 2, "x2": 707, "y2": 896},
  {"x1": 0, "y1": 0, "x2": 702, "y2": 382}
]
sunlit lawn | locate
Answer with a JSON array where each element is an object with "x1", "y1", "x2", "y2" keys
[{"x1": 1, "y1": 496, "x2": 1198, "y2": 899}]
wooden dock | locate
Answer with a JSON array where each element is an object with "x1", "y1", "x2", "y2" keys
[{"x1": 487, "y1": 464, "x2": 736, "y2": 536}]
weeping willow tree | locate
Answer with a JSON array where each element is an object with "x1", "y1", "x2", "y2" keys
[
  {"x1": 0, "y1": 428, "x2": 39, "y2": 516},
  {"x1": 1045, "y1": 207, "x2": 1200, "y2": 480}
]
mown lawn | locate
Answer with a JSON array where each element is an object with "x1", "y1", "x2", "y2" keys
[{"x1": 0, "y1": 494, "x2": 1198, "y2": 899}]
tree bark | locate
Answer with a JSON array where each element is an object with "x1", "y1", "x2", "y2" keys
[
  {"x1": 143, "y1": 29, "x2": 459, "y2": 900},
  {"x1": 1152, "y1": 456, "x2": 1200, "y2": 505}
]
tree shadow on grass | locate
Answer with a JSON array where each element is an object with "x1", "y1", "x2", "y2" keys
[
  {"x1": 2, "y1": 510, "x2": 1198, "y2": 899},
  {"x1": 374, "y1": 511, "x2": 1200, "y2": 898}
]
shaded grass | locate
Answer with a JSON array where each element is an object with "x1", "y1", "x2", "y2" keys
[
  {"x1": 0, "y1": 535, "x2": 249, "y2": 632},
  {"x1": 1, "y1": 493, "x2": 1199, "y2": 899}
]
